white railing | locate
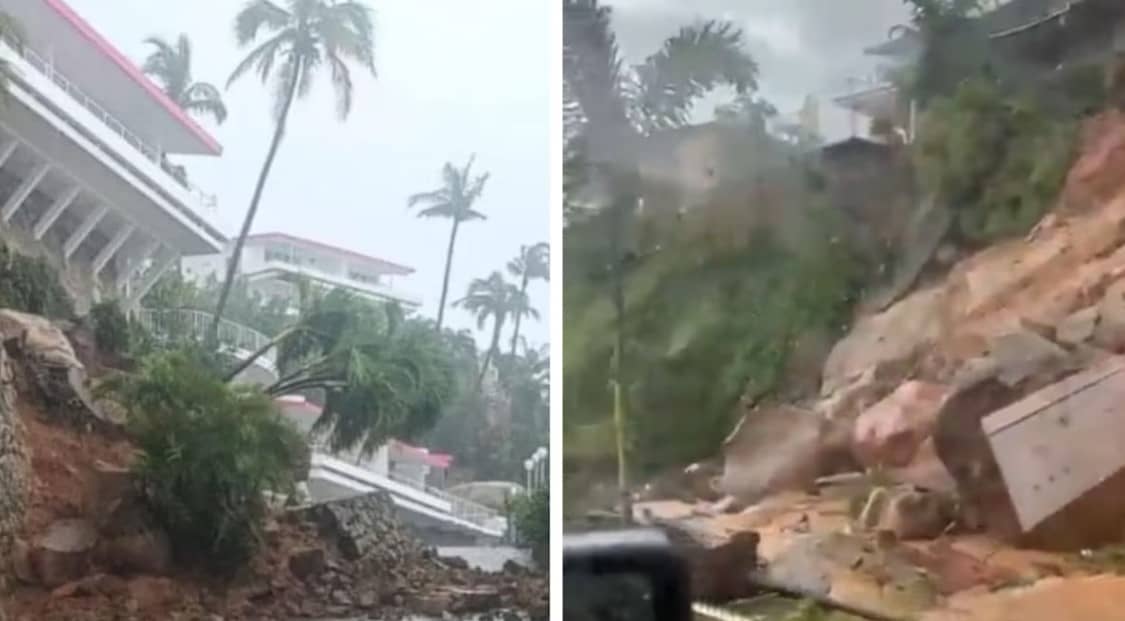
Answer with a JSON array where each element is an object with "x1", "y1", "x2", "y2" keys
[
  {"x1": 312, "y1": 453, "x2": 505, "y2": 533},
  {"x1": 134, "y1": 308, "x2": 276, "y2": 369},
  {"x1": 386, "y1": 470, "x2": 501, "y2": 527},
  {"x1": 256, "y1": 257, "x2": 423, "y2": 307},
  {"x1": 13, "y1": 43, "x2": 218, "y2": 212}
]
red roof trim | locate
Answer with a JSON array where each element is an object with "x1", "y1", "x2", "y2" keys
[
  {"x1": 246, "y1": 232, "x2": 415, "y2": 275},
  {"x1": 44, "y1": 0, "x2": 223, "y2": 156}
]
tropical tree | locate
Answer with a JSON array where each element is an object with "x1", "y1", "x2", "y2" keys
[
  {"x1": 142, "y1": 34, "x2": 228, "y2": 124},
  {"x1": 506, "y1": 242, "x2": 548, "y2": 356},
  {"x1": 229, "y1": 289, "x2": 457, "y2": 457},
  {"x1": 210, "y1": 0, "x2": 376, "y2": 344},
  {"x1": 408, "y1": 156, "x2": 490, "y2": 331},
  {"x1": 457, "y1": 271, "x2": 518, "y2": 387},
  {"x1": 901, "y1": 0, "x2": 988, "y2": 103},
  {"x1": 564, "y1": 0, "x2": 758, "y2": 521}
]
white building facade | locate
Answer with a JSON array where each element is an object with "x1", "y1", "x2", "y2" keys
[
  {"x1": 182, "y1": 232, "x2": 422, "y2": 311},
  {"x1": 0, "y1": 0, "x2": 226, "y2": 311}
]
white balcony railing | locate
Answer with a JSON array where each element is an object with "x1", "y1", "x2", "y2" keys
[
  {"x1": 254, "y1": 257, "x2": 424, "y2": 307},
  {"x1": 11, "y1": 42, "x2": 218, "y2": 214},
  {"x1": 133, "y1": 307, "x2": 277, "y2": 370}
]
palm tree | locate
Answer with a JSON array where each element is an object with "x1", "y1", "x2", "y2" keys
[
  {"x1": 142, "y1": 35, "x2": 228, "y2": 124},
  {"x1": 564, "y1": 0, "x2": 757, "y2": 522},
  {"x1": 408, "y1": 156, "x2": 490, "y2": 331},
  {"x1": 209, "y1": 0, "x2": 376, "y2": 345},
  {"x1": 506, "y1": 242, "x2": 548, "y2": 356},
  {"x1": 457, "y1": 271, "x2": 518, "y2": 387},
  {"x1": 228, "y1": 289, "x2": 457, "y2": 456}
]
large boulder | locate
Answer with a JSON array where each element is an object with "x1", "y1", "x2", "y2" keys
[
  {"x1": 821, "y1": 287, "x2": 946, "y2": 397},
  {"x1": 719, "y1": 405, "x2": 853, "y2": 505},
  {"x1": 0, "y1": 309, "x2": 113, "y2": 431},
  {"x1": 30, "y1": 518, "x2": 97, "y2": 587},
  {"x1": 852, "y1": 381, "x2": 951, "y2": 470}
]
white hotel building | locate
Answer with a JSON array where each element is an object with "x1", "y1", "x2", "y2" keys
[
  {"x1": 0, "y1": 0, "x2": 226, "y2": 311},
  {"x1": 182, "y1": 233, "x2": 423, "y2": 312}
]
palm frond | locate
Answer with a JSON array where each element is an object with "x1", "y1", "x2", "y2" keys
[
  {"x1": 416, "y1": 204, "x2": 458, "y2": 219},
  {"x1": 227, "y1": 29, "x2": 295, "y2": 88},
  {"x1": 406, "y1": 189, "x2": 449, "y2": 207},
  {"x1": 326, "y1": 52, "x2": 354, "y2": 120},
  {"x1": 563, "y1": 0, "x2": 630, "y2": 133},
  {"x1": 183, "y1": 82, "x2": 228, "y2": 124},
  {"x1": 234, "y1": 0, "x2": 292, "y2": 46},
  {"x1": 320, "y1": 1, "x2": 377, "y2": 75},
  {"x1": 632, "y1": 21, "x2": 758, "y2": 130}
]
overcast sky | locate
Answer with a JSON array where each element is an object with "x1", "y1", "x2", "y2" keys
[
  {"x1": 65, "y1": 0, "x2": 549, "y2": 349},
  {"x1": 608, "y1": 0, "x2": 911, "y2": 137}
]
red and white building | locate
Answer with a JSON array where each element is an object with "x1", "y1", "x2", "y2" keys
[
  {"x1": 183, "y1": 232, "x2": 423, "y2": 311},
  {"x1": 0, "y1": 0, "x2": 226, "y2": 310}
]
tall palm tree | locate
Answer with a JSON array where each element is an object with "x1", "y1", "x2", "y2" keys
[
  {"x1": 209, "y1": 0, "x2": 376, "y2": 345},
  {"x1": 408, "y1": 156, "x2": 490, "y2": 332},
  {"x1": 142, "y1": 35, "x2": 228, "y2": 124},
  {"x1": 457, "y1": 271, "x2": 518, "y2": 387},
  {"x1": 506, "y1": 242, "x2": 548, "y2": 356},
  {"x1": 564, "y1": 0, "x2": 757, "y2": 522}
]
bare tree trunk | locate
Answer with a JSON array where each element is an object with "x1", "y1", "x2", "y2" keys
[
  {"x1": 208, "y1": 63, "x2": 302, "y2": 346},
  {"x1": 436, "y1": 220, "x2": 461, "y2": 332},
  {"x1": 509, "y1": 274, "x2": 529, "y2": 357},
  {"x1": 477, "y1": 314, "x2": 505, "y2": 389},
  {"x1": 610, "y1": 195, "x2": 632, "y2": 524}
]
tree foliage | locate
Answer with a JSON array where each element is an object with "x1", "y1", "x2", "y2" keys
[
  {"x1": 105, "y1": 350, "x2": 305, "y2": 568},
  {"x1": 510, "y1": 487, "x2": 549, "y2": 566},
  {"x1": 914, "y1": 77, "x2": 1077, "y2": 243},
  {"x1": 266, "y1": 290, "x2": 458, "y2": 458},
  {"x1": 457, "y1": 271, "x2": 523, "y2": 386},
  {"x1": 213, "y1": 0, "x2": 376, "y2": 342},
  {"x1": 0, "y1": 242, "x2": 74, "y2": 319},
  {"x1": 408, "y1": 155, "x2": 491, "y2": 331},
  {"x1": 90, "y1": 300, "x2": 130, "y2": 356},
  {"x1": 142, "y1": 34, "x2": 228, "y2": 124}
]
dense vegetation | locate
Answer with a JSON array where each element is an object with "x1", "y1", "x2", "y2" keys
[
  {"x1": 104, "y1": 350, "x2": 305, "y2": 567},
  {"x1": 562, "y1": 0, "x2": 1104, "y2": 510},
  {"x1": 511, "y1": 487, "x2": 549, "y2": 566},
  {"x1": 0, "y1": 242, "x2": 73, "y2": 319},
  {"x1": 914, "y1": 78, "x2": 1077, "y2": 244}
]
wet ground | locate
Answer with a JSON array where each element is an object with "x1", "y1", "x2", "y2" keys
[{"x1": 639, "y1": 488, "x2": 1125, "y2": 621}]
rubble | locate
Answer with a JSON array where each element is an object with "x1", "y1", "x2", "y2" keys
[
  {"x1": 0, "y1": 309, "x2": 547, "y2": 621},
  {"x1": 646, "y1": 111, "x2": 1125, "y2": 620}
]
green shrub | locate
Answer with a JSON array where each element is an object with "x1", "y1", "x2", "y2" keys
[
  {"x1": 510, "y1": 487, "x2": 549, "y2": 566},
  {"x1": 0, "y1": 242, "x2": 73, "y2": 318},
  {"x1": 90, "y1": 300, "x2": 130, "y2": 355},
  {"x1": 914, "y1": 78, "x2": 1077, "y2": 244},
  {"x1": 106, "y1": 350, "x2": 305, "y2": 569}
]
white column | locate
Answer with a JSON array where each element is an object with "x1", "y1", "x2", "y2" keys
[
  {"x1": 1, "y1": 163, "x2": 49, "y2": 223},
  {"x1": 126, "y1": 246, "x2": 176, "y2": 309},
  {"x1": 32, "y1": 186, "x2": 79, "y2": 240},
  {"x1": 63, "y1": 204, "x2": 109, "y2": 261},
  {"x1": 0, "y1": 140, "x2": 19, "y2": 170},
  {"x1": 93, "y1": 222, "x2": 136, "y2": 276},
  {"x1": 116, "y1": 236, "x2": 160, "y2": 295}
]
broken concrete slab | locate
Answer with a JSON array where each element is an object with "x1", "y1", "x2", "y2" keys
[{"x1": 982, "y1": 356, "x2": 1125, "y2": 550}]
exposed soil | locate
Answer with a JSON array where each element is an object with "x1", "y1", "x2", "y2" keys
[{"x1": 4, "y1": 394, "x2": 548, "y2": 621}]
